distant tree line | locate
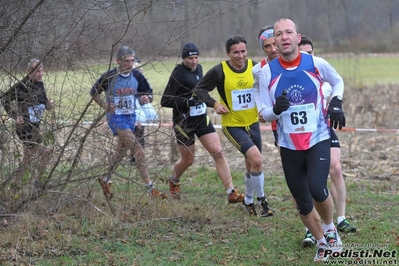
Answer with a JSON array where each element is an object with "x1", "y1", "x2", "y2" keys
[{"x1": 1, "y1": 0, "x2": 399, "y2": 70}]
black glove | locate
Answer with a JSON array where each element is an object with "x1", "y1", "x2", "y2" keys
[
  {"x1": 273, "y1": 90, "x2": 290, "y2": 115},
  {"x1": 328, "y1": 96, "x2": 346, "y2": 130}
]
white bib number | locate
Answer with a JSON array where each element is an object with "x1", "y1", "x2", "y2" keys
[
  {"x1": 189, "y1": 103, "x2": 206, "y2": 117},
  {"x1": 28, "y1": 104, "x2": 45, "y2": 123},
  {"x1": 281, "y1": 103, "x2": 317, "y2": 133},
  {"x1": 114, "y1": 95, "x2": 135, "y2": 115},
  {"x1": 231, "y1": 89, "x2": 255, "y2": 111}
]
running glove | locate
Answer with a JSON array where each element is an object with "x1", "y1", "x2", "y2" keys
[
  {"x1": 273, "y1": 91, "x2": 290, "y2": 115},
  {"x1": 328, "y1": 96, "x2": 346, "y2": 130}
]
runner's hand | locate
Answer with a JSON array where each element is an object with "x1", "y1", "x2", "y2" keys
[
  {"x1": 328, "y1": 96, "x2": 346, "y2": 130},
  {"x1": 273, "y1": 90, "x2": 289, "y2": 115}
]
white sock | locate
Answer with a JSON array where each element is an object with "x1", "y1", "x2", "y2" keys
[
  {"x1": 316, "y1": 237, "x2": 327, "y2": 246},
  {"x1": 322, "y1": 222, "x2": 335, "y2": 233},
  {"x1": 244, "y1": 173, "x2": 254, "y2": 204},
  {"x1": 337, "y1": 216, "x2": 345, "y2": 225},
  {"x1": 250, "y1": 171, "x2": 265, "y2": 198},
  {"x1": 226, "y1": 188, "x2": 234, "y2": 196}
]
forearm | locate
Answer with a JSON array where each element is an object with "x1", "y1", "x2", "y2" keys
[
  {"x1": 161, "y1": 76, "x2": 188, "y2": 108},
  {"x1": 261, "y1": 107, "x2": 280, "y2": 122},
  {"x1": 161, "y1": 94, "x2": 191, "y2": 109},
  {"x1": 92, "y1": 94, "x2": 108, "y2": 111},
  {"x1": 193, "y1": 66, "x2": 220, "y2": 107},
  {"x1": 330, "y1": 81, "x2": 344, "y2": 100},
  {"x1": 253, "y1": 82, "x2": 264, "y2": 113},
  {"x1": 194, "y1": 89, "x2": 217, "y2": 107},
  {"x1": 315, "y1": 57, "x2": 344, "y2": 99}
]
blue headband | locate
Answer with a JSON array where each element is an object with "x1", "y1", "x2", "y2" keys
[{"x1": 258, "y1": 29, "x2": 274, "y2": 48}]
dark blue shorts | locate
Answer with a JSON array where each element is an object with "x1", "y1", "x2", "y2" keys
[
  {"x1": 107, "y1": 113, "x2": 136, "y2": 136},
  {"x1": 222, "y1": 122, "x2": 262, "y2": 155}
]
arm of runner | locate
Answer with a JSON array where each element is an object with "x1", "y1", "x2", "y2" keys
[
  {"x1": 193, "y1": 65, "x2": 220, "y2": 108},
  {"x1": 134, "y1": 70, "x2": 153, "y2": 101},
  {"x1": 258, "y1": 64, "x2": 280, "y2": 122},
  {"x1": 161, "y1": 68, "x2": 190, "y2": 108},
  {"x1": 252, "y1": 62, "x2": 266, "y2": 122},
  {"x1": 313, "y1": 56, "x2": 344, "y2": 100}
]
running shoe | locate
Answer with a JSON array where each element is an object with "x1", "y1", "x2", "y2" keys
[
  {"x1": 337, "y1": 219, "x2": 357, "y2": 233},
  {"x1": 302, "y1": 230, "x2": 316, "y2": 248},
  {"x1": 228, "y1": 189, "x2": 244, "y2": 203},
  {"x1": 325, "y1": 228, "x2": 343, "y2": 253},
  {"x1": 314, "y1": 242, "x2": 329, "y2": 262},
  {"x1": 258, "y1": 197, "x2": 273, "y2": 217},
  {"x1": 168, "y1": 178, "x2": 181, "y2": 200},
  {"x1": 98, "y1": 176, "x2": 112, "y2": 199},
  {"x1": 242, "y1": 201, "x2": 258, "y2": 216},
  {"x1": 150, "y1": 187, "x2": 168, "y2": 199}
]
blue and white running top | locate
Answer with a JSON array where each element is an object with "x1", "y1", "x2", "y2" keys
[{"x1": 258, "y1": 52, "x2": 344, "y2": 150}]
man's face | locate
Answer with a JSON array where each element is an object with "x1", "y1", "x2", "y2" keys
[
  {"x1": 183, "y1": 55, "x2": 199, "y2": 71},
  {"x1": 227, "y1": 42, "x2": 247, "y2": 69},
  {"x1": 298, "y1": 44, "x2": 314, "y2": 55},
  {"x1": 274, "y1": 19, "x2": 300, "y2": 58},
  {"x1": 117, "y1": 56, "x2": 135, "y2": 73},
  {"x1": 29, "y1": 64, "x2": 44, "y2": 83},
  {"x1": 262, "y1": 37, "x2": 280, "y2": 60}
]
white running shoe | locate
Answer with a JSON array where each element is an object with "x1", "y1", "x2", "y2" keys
[
  {"x1": 302, "y1": 230, "x2": 316, "y2": 247},
  {"x1": 325, "y1": 228, "x2": 343, "y2": 253},
  {"x1": 314, "y1": 242, "x2": 329, "y2": 262}
]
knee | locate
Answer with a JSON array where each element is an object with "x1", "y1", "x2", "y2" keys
[
  {"x1": 296, "y1": 199, "x2": 313, "y2": 215},
  {"x1": 329, "y1": 159, "x2": 342, "y2": 181},
  {"x1": 181, "y1": 156, "x2": 194, "y2": 167},
  {"x1": 134, "y1": 149, "x2": 145, "y2": 159},
  {"x1": 311, "y1": 188, "x2": 329, "y2": 203},
  {"x1": 250, "y1": 156, "x2": 263, "y2": 169},
  {"x1": 211, "y1": 149, "x2": 225, "y2": 161}
]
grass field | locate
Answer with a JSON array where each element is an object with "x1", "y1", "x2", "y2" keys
[
  {"x1": 1, "y1": 166, "x2": 398, "y2": 265},
  {"x1": 44, "y1": 54, "x2": 399, "y2": 118},
  {"x1": 1, "y1": 55, "x2": 399, "y2": 265}
]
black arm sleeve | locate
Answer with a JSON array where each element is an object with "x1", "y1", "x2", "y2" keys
[
  {"x1": 90, "y1": 73, "x2": 108, "y2": 96},
  {"x1": 134, "y1": 70, "x2": 153, "y2": 98},
  {"x1": 193, "y1": 65, "x2": 221, "y2": 107},
  {"x1": 1, "y1": 81, "x2": 23, "y2": 118},
  {"x1": 160, "y1": 68, "x2": 190, "y2": 109}
]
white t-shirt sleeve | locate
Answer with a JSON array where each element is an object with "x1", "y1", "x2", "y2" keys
[
  {"x1": 314, "y1": 56, "x2": 344, "y2": 99},
  {"x1": 259, "y1": 64, "x2": 280, "y2": 121},
  {"x1": 252, "y1": 63, "x2": 262, "y2": 113}
]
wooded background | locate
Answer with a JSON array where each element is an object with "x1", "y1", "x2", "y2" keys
[{"x1": 2, "y1": 0, "x2": 399, "y2": 71}]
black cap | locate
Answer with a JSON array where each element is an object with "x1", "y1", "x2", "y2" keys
[{"x1": 181, "y1": 43, "x2": 199, "y2": 59}]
